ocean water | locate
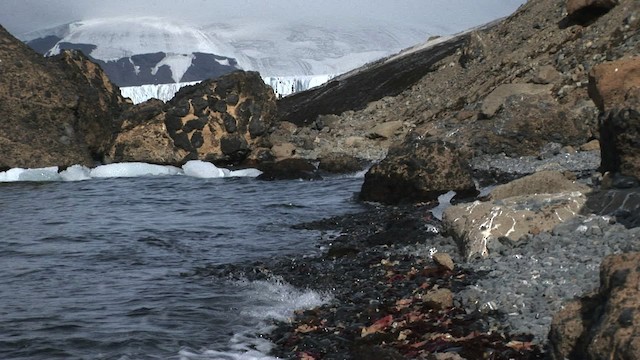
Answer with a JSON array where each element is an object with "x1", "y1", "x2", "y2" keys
[{"x1": 0, "y1": 175, "x2": 364, "y2": 359}]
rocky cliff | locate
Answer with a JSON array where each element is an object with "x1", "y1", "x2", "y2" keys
[{"x1": 0, "y1": 25, "x2": 129, "y2": 169}]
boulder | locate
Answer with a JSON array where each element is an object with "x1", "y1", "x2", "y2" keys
[
  {"x1": 549, "y1": 252, "x2": 640, "y2": 359},
  {"x1": 480, "y1": 83, "x2": 553, "y2": 118},
  {"x1": 588, "y1": 56, "x2": 640, "y2": 112},
  {"x1": 471, "y1": 93, "x2": 594, "y2": 157},
  {"x1": 318, "y1": 153, "x2": 364, "y2": 174},
  {"x1": 359, "y1": 137, "x2": 477, "y2": 204},
  {"x1": 443, "y1": 191, "x2": 587, "y2": 260},
  {"x1": 0, "y1": 25, "x2": 129, "y2": 168},
  {"x1": 109, "y1": 70, "x2": 277, "y2": 166},
  {"x1": 368, "y1": 121, "x2": 404, "y2": 139},
  {"x1": 256, "y1": 158, "x2": 321, "y2": 181},
  {"x1": 489, "y1": 170, "x2": 590, "y2": 200},
  {"x1": 566, "y1": 0, "x2": 619, "y2": 17}
]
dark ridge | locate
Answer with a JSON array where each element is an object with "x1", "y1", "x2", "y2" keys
[{"x1": 276, "y1": 35, "x2": 468, "y2": 126}]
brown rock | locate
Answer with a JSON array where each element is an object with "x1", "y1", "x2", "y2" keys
[
  {"x1": 432, "y1": 252, "x2": 455, "y2": 271},
  {"x1": 359, "y1": 138, "x2": 477, "y2": 204},
  {"x1": 368, "y1": 120, "x2": 404, "y2": 139},
  {"x1": 579, "y1": 139, "x2": 600, "y2": 151},
  {"x1": 271, "y1": 142, "x2": 297, "y2": 160},
  {"x1": 566, "y1": 0, "x2": 619, "y2": 17},
  {"x1": 549, "y1": 252, "x2": 640, "y2": 359},
  {"x1": 480, "y1": 83, "x2": 553, "y2": 118},
  {"x1": 489, "y1": 170, "x2": 591, "y2": 200},
  {"x1": 588, "y1": 56, "x2": 640, "y2": 113},
  {"x1": 0, "y1": 25, "x2": 129, "y2": 168},
  {"x1": 532, "y1": 65, "x2": 563, "y2": 85},
  {"x1": 422, "y1": 288, "x2": 454, "y2": 309}
]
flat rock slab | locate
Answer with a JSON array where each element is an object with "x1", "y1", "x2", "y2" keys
[{"x1": 443, "y1": 191, "x2": 587, "y2": 260}]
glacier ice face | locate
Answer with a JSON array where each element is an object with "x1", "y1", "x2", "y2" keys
[{"x1": 120, "y1": 74, "x2": 335, "y2": 104}]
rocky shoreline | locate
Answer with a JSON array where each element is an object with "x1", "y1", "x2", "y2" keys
[{"x1": 1, "y1": 0, "x2": 639, "y2": 358}]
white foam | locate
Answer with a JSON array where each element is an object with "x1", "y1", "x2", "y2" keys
[
  {"x1": 178, "y1": 277, "x2": 331, "y2": 360},
  {"x1": 59, "y1": 165, "x2": 92, "y2": 181}
]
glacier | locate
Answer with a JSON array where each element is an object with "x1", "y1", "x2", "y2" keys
[{"x1": 121, "y1": 74, "x2": 335, "y2": 104}]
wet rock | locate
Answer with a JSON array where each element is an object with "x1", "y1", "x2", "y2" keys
[
  {"x1": 549, "y1": 252, "x2": 640, "y2": 359},
  {"x1": 360, "y1": 138, "x2": 477, "y2": 204},
  {"x1": 318, "y1": 153, "x2": 364, "y2": 174},
  {"x1": 584, "y1": 187, "x2": 640, "y2": 228},
  {"x1": 110, "y1": 70, "x2": 276, "y2": 166},
  {"x1": 256, "y1": 158, "x2": 321, "y2": 181}
]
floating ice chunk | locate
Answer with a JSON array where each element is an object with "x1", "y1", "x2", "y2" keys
[
  {"x1": 0, "y1": 166, "x2": 61, "y2": 182},
  {"x1": 182, "y1": 160, "x2": 229, "y2": 178},
  {"x1": 90, "y1": 162, "x2": 182, "y2": 178},
  {"x1": 230, "y1": 168, "x2": 263, "y2": 178},
  {"x1": 60, "y1": 165, "x2": 92, "y2": 181}
]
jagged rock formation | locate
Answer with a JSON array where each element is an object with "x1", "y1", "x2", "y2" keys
[
  {"x1": 108, "y1": 71, "x2": 276, "y2": 166},
  {"x1": 0, "y1": 25, "x2": 129, "y2": 169}
]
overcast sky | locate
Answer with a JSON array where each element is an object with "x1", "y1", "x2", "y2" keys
[{"x1": 0, "y1": 0, "x2": 526, "y2": 38}]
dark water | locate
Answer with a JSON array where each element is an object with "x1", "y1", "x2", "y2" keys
[{"x1": 0, "y1": 176, "x2": 364, "y2": 359}]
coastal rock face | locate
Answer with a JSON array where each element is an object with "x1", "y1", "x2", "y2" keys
[
  {"x1": 359, "y1": 138, "x2": 476, "y2": 204},
  {"x1": 109, "y1": 71, "x2": 276, "y2": 166},
  {"x1": 0, "y1": 25, "x2": 129, "y2": 169},
  {"x1": 443, "y1": 171, "x2": 589, "y2": 259},
  {"x1": 549, "y1": 252, "x2": 640, "y2": 359},
  {"x1": 588, "y1": 56, "x2": 640, "y2": 113}
]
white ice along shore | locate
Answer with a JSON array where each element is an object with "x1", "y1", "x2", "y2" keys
[
  {"x1": 120, "y1": 74, "x2": 335, "y2": 104},
  {"x1": 0, "y1": 161, "x2": 262, "y2": 182}
]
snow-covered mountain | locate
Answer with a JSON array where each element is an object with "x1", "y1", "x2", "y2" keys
[
  {"x1": 24, "y1": 17, "x2": 430, "y2": 87},
  {"x1": 17, "y1": 2, "x2": 526, "y2": 102}
]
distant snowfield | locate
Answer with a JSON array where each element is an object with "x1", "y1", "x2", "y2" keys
[{"x1": 0, "y1": 161, "x2": 263, "y2": 182}]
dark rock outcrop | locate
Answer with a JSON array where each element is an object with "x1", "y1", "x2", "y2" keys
[
  {"x1": 549, "y1": 252, "x2": 640, "y2": 359},
  {"x1": 108, "y1": 71, "x2": 276, "y2": 166},
  {"x1": 589, "y1": 57, "x2": 640, "y2": 182},
  {"x1": 256, "y1": 158, "x2": 321, "y2": 181},
  {"x1": 0, "y1": 25, "x2": 129, "y2": 169},
  {"x1": 359, "y1": 137, "x2": 477, "y2": 204}
]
